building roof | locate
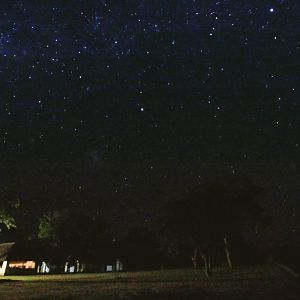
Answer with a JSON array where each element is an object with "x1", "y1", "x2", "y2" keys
[
  {"x1": 0, "y1": 242, "x2": 15, "y2": 263},
  {"x1": 0, "y1": 241, "x2": 63, "y2": 262}
]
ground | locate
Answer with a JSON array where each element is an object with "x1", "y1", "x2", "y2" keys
[{"x1": 0, "y1": 265, "x2": 299, "y2": 299}]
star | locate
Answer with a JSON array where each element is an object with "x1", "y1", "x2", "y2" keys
[{"x1": 0, "y1": 0, "x2": 298, "y2": 248}]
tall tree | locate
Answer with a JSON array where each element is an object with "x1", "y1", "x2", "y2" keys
[
  {"x1": 160, "y1": 199, "x2": 216, "y2": 276},
  {"x1": 160, "y1": 175, "x2": 266, "y2": 274},
  {"x1": 38, "y1": 210, "x2": 109, "y2": 262},
  {"x1": 0, "y1": 188, "x2": 20, "y2": 240},
  {"x1": 195, "y1": 176, "x2": 265, "y2": 269}
]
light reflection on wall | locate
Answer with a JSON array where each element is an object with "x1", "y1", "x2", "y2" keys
[{"x1": 9, "y1": 261, "x2": 36, "y2": 269}]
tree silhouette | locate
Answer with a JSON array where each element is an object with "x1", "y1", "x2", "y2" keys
[{"x1": 160, "y1": 175, "x2": 266, "y2": 275}]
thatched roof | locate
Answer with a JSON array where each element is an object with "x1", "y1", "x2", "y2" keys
[{"x1": 0, "y1": 242, "x2": 15, "y2": 262}]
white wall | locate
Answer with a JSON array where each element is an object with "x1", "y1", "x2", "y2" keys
[{"x1": 0, "y1": 261, "x2": 8, "y2": 276}]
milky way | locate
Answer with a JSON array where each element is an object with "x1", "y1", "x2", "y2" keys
[{"x1": 0, "y1": 1, "x2": 299, "y2": 243}]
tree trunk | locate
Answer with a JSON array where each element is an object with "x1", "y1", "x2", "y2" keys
[
  {"x1": 223, "y1": 236, "x2": 233, "y2": 269},
  {"x1": 191, "y1": 248, "x2": 198, "y2": 268},
  {"x1": 201, "y1": 254, "x2": 210, "y2": 277}
]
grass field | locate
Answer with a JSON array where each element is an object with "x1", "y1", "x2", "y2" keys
[{"x1": 0, "y1": 265, "x2": 299, "y2": 299}]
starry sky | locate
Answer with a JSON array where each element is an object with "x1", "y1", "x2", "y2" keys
[{"x1": 0, "y1": 1, "x2": 299, "y2": 244}]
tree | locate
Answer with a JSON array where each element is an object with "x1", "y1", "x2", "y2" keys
[
  {"x1": 195, "y1": 176, "x2": 266, "y2": 269},
  {"x1": 38, "y1": 210, "x2": 109, "y2": 262},
  {"x1": 0, "y1": 189, "x2": 20, "y2": 238},
  {"x1": 38, "y1": 211, "x2": 65, "y2": 246},
  {"x1": 0, "y1": 209, "x2": 17, "y2": 230},
  {"x1": 121, "y1": 226, "x2": 161, "y2": 270},
  {"x1": 160, "y1": 199, "x2": 216, "y2": 276},
  {"x1": 160, "y1": 175, "x2": 266, "y2": 275}
]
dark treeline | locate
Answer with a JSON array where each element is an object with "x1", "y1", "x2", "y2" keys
[{"x1": 0, "y1": 175, "x2": 298, "y2": 275}]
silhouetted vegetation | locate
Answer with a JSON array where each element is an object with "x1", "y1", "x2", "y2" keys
[{"x1": 0, "y1": 175, "x2": 298, "y2": 276}]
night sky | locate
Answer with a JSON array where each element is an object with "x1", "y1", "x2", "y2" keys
[{"x1": 0, "y1": 1, "x2": 299, "y2": 244}]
